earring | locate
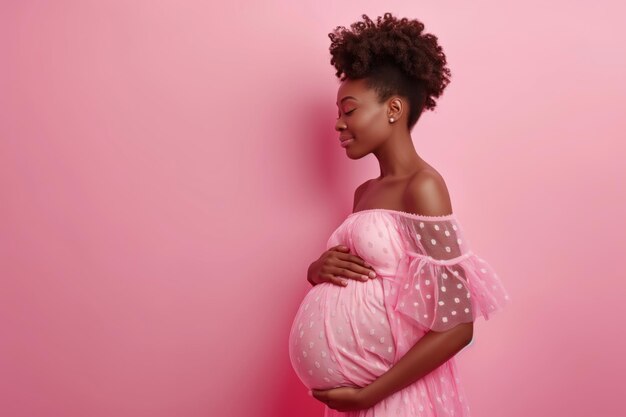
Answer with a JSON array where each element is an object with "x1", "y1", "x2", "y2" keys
[{"x1": 389, "y1": 118, "x2": 395, "y2": 123}]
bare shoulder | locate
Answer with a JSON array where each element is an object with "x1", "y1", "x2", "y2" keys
[
  {"x1": 353, "y1": 179, "x2": 373, "y2": 211},
  {"x1": 403, "y1": 168, "x2": 453, "y2": 217}
]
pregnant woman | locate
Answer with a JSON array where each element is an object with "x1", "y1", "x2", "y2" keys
[{"x1": 288, "y1": 12, "x2": 511, "y2": 417}]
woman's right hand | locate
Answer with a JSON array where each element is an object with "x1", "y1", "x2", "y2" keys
[{"x1": 307, "y1": 245, "x2": 377, "y2": 286}]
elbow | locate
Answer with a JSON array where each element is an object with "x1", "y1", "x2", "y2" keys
[{"x1": 457, "y1": 321, "x2": 474, "y2": 345}]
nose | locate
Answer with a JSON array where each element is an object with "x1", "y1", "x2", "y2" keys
[{"x1": 335, "y1": 118, "x2": 346, "y2": 132}]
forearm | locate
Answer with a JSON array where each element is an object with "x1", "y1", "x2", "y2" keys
[{"x1": 361, "y1": 323, "x2": 472, "y2": 406}]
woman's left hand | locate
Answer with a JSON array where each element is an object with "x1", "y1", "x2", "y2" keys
[{"x1": 310, "y1": 386, "x2": 372, "y2": 412}]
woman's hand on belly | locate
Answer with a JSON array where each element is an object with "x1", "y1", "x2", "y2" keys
[
  {"x1": 308, "y1": 245, "x2": 377, "y2": 286},
  {"x1": 310, "y1": 386, "x2": 373, "y2": 412}
]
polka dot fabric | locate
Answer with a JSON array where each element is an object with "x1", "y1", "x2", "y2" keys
[{"x1": 288, "y1": 209, "x2": 511, "y2": 417}]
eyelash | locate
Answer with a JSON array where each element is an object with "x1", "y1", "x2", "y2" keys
[{"x1": 337, "y1": 109, "x2": 355, "y2": 118}]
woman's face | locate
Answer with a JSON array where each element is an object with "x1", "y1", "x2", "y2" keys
[{"x1": 335, "y1": 78, "x2": 397, "y2": 158}]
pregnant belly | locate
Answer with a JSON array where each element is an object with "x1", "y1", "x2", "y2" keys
[{"x1": 288, "y1": 279, "x2": 396, "y2": 390}]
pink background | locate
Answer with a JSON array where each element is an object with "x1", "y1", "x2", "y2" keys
[{"x1": 1, "y1": 1, "x2": 625, "y2": 416}]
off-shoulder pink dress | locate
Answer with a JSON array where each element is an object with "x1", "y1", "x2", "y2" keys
[{"x1": 288, "y1": 209, "x2": 511, "y2": 417}]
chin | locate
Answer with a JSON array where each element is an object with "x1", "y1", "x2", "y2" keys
[{"x1": 345, "y1": 145, "x2": 369, "y2": 159}]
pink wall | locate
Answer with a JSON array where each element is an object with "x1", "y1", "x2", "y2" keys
[{"x1": 1, "y1": 1, "x2": 625, "y2": 416}]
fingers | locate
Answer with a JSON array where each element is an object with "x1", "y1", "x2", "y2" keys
[
  {"x1": 318, "y1": 273, "x2": 350, "y2": 287},
  {"x1": 333, "y1": 259, "x2": 377, "y2": 281},
  {"x1": 311, "y1": 389, "x2": 326, "y2": 403},
  {"x1": 335, "y1": 251, "x2": 375, "y2": 271},
  {"x1": 318, "y1": 246, "x2": 377, "y2": 286}
]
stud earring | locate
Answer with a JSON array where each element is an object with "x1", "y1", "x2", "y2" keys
[{"x1": 389, "y1": 118, "x2": 395, "y2": 123}]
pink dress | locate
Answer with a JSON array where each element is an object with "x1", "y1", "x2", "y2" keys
[{"x1": 288, "y1": 209, "x2": 511, "y2": 417}]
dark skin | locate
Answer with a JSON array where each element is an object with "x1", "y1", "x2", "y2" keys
[{"x1": 307, "y1": 78, "x2": 474, "y2": 412}]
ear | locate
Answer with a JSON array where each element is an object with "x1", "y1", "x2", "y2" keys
[{"x1": 387, "y1": 96, "x2": 404, "y2": 122}]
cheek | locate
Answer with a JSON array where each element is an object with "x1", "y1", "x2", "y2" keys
[
  {"x1": 356, "y1": 110, "x2": 387, "y2": 140},
  {"x1": 353, "y1": 110, "x2": 386, "y2": 139}
]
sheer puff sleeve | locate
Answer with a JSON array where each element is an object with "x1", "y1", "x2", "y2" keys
[{"x1": 390, "y1": 214, "x2": 511, "y2": 333}]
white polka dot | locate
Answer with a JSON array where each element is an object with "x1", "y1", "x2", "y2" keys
[
  {"x1": 445, "y1": 246, "x2": 451, "y2": 252},
  {"x1": 302, "y1": 350, "x2": 307, "y2": 358},
  {"x1": 419, "y1": 222, "x2": 424, "y2": 228},
  {"x1": 434, "y1": 224, "x2": 440, "y2": 230},
  {"x1": 454, "y1": 297, "x2": 460, "y2": 303},
  {"x1": 370, "y1": 328, "x2": 376, "y2": 335},
  {"x1": 441, "y1": 286, "x2": 446, "y2": 292},
  {"x1": 444, "y1": 230, "x2": 450, "y2": 237},
  {"x1": 314, "y1": 361, "x2": 321, "y2": 368},
  {"x1": 464, "y1": 308, "x2": 470, "y2": 313},
  {"x1": 430, "y1": 239, "x2": 437, "y2": 245},
  {"x1": 438, "y1": 300, "x2": 445, "y2": 305},
  {"x1": 379, "y1": 336, "x2": 385, "y2": 343}
]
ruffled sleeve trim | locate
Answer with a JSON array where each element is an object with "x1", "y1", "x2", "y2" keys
[{"x1": 386, "y1": 249, "x2": 511, "y2": 333}]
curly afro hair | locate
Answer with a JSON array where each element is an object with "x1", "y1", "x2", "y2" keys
[{"x1": 328, "y1": 12, "x2": 451, "y2": 131}]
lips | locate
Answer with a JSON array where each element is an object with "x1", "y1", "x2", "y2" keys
[
  {"x1": 339, "y1": 136, "x2": 354, "y2": 143},
  {"x1": 340, "y1": 137, "x2": 355, "y2": 147}
]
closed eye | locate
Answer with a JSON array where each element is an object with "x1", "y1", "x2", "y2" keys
[{"x1": 337, "y1": 109, "x2": 356, "y2": 118}]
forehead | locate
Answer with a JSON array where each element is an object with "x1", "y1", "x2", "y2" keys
[{"x1": 336, "y1": 78, "x2": 371, "y2": 104}]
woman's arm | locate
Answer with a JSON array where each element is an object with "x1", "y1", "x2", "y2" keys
[
  {"x1": 361, "y1": 170, "x2": 471, "y2": 404},
  {"x1": 361, "y1": 323, "x2": 473, "y2": 406}
]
